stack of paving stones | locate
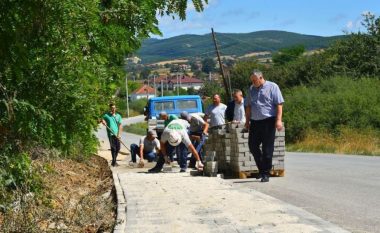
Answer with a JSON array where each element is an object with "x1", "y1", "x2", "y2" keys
[{"x1": 204, "y1": 123, "x2": 285, "y2": 176}]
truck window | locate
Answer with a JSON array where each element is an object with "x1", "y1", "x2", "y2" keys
[
  {"x1": 154, "y1": 101, "x2": 175, "y2": 112},
  {"x1": 177, "y1": 100, "x2": 197, "y2": 110}
]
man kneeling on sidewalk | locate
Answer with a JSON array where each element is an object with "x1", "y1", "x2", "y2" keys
[
  {"x1": 130, "y1": 130, "x2": 160, "y2": 165},
  {"x1": 148, "y1": 119, "x2": 204, "y2": 173}
]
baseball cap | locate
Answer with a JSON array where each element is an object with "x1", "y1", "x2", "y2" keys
[
  {"x1": 147, "y1": 129, "x2": 157, "y2": 138},
  {"x1": 168, "y1": 131, "x2": 182, "y2": 146},
  {"x1": 180, "y1": 111, "x2": 191, "y2": 121}
]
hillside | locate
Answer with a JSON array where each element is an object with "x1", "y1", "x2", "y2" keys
[{"x1": 137, "y1": 30, "x2": 345, "y2": 64}]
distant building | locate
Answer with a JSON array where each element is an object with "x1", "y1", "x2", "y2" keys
[
  {"x1": 153, "y1": 75, "x2": 204, "y2": 91},
  {"x1": 172, "y1": 76, "x2": 204, "y2": 90},
  {"x1": 130, "y1": 85, "x2": 156, "y2": 101}
]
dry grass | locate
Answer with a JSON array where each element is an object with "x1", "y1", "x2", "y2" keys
[
  {"x1": 0, "y1": 156, "x2": 116, "y2": 232},
  {"x1": 288, "y1": 128, "x2": 380, "y2": 156}
]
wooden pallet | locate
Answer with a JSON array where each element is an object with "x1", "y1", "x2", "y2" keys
[{"x1": 238, "y1": 169, "x2": 285, "y2": 179}]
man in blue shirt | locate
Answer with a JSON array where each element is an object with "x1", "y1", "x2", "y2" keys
[{"x1": 245, "y1": 70, "x2": 284, "y2": 182}]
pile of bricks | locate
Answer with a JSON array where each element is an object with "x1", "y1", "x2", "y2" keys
[{"x1": 204, "y1": 123, "x2": 285, "y2": 176}]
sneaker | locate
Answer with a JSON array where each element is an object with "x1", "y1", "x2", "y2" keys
[
  {"x1": 261, "y1": 175, "x2": 269, "y2": 183},
  {"x1": 148, "y1": 167, "x2": 162, "y2": 173},
  {"x1": 195, "y1": 161, "x2": 204, "y2": 171}
]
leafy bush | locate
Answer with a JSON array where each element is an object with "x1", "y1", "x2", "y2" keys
[
  {"x1": 284, "y1": 77, "x2": 380, "y2": 142},
  {"x1": 123, "y1": 122, "x2": 148, "y2": 136},
  {"x1": 129, "y1": 99, "x2": 148, "y2": 115}
]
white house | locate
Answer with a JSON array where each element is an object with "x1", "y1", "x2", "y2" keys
[{"x1": 130, "y1": 85, "x2": 156, "y2": 101}]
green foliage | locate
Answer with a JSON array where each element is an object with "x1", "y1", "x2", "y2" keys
[
  {"x1": 201, "y1": 57, "x2": 216, "y2": 73},
  {"x1": 328, "y1": 13, "x2": 380, "y2": 77},
  {"x1": 272, "y1": 45, "x2": 305, "y2": 65},
  {"x1": 129, "y1": 98, "x2": 148, "y2": 114},
  {"x1": 229, "y1": 60, "x2": 266, "y2": 95},
  {"x1": 284, "y1": 77, "x2": 380, "y2": 142},
  {"x1": 0, "y1": 0, "x2": 208, "y2": 200},
  {"x1": 123, "y1": 122, "x2": 148, "y2": 136}
]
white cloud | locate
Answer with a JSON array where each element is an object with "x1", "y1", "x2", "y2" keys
[{"x1": 346, "y1": 21, "x2": 354, "y2": 29}]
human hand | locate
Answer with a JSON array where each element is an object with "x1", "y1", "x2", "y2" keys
[
  {"x1": 275, "y1": 119, "x2": 283, "y2": 131},
  {"x1": 138, "y1": 160, "x2": 144, "y2": 168},
  {"x1": 245, "y1": 121, "x2": 250, "y2": 131}
]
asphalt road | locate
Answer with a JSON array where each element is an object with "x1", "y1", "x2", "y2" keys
[
  {"x1": 230, "y1": 152, "x2": 380, "y2": 233},
  {"x1": 97, "y1": 116, "x2": 380, "y2": 233}
]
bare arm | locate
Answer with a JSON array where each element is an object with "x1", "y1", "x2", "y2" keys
[
  {"x1": 202, "y1": 122, "x2": 209, "y2": 134},
  {"x1": 139, "y1": 144, "x2": 144, "y2": 160},
  {"x1": 117, "y1": 121, "x2": 122, "y2": 138},
  {"x1": 188, "y1": 143, "x2": 201, "y2": 161},
  {"x1": 245, "y1": 105, "x2": 251, "y2": 129},
  {"x1": 275, "y1": 104, "x2": 283, "y2": 131}
]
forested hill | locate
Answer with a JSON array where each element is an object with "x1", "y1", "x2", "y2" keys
[{"x1": 137, "y1": 30, "x2": 344, "y2": 63}]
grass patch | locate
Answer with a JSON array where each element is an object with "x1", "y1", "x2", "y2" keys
[
  {"x1": 287, "y1": 127, "x2": 380, "y2": 156},
  {"x1": 123, "y1": 122, "x2": 148, "y2": 136}
]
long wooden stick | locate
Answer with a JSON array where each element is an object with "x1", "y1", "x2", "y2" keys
[{"x1": 103, "y1": 123, "x2": 129, "y2": 150}]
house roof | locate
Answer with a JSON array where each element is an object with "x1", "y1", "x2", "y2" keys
[
  {"x1": 176, "y1": 76, "x2": 203, "y2": 84},
  {"x1": 132, "y1": 85, "x2": 155, "y2": 95}
]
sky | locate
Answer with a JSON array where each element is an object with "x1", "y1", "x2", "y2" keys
[{"x1": 155, "y1": 0, "x2": 380, "y2": 38}]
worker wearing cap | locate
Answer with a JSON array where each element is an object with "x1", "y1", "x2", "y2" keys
[
  {"x1": 148, "y1": 119, "x2": 204, "y2": 173},
  {"x1": 159, "y1": 111, "x2": 178, "y2": 127},
  {"x1": 130, "y1": 129, "x2": 160, "y2": 165},
  {"x1": 180, "y1": 111, "x2": 209, "y2": 168},
  {"x1": 158, "y1": 111, "x2": 178, "y2": 160}
]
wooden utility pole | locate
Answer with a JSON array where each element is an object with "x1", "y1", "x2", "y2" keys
[{"x1": 211, "y1": 28, "x2": 231, "y2": 101}]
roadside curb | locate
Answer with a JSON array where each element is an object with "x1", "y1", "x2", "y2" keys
[{"x1": 112, "y1": 171, "x2": 127, "y2": 233}]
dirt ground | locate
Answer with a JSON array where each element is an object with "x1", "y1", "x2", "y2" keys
[{"x1": 0, "y1": 155, "x2": 116, "y2": 233}]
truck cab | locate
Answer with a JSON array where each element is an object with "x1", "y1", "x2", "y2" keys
[
  {"x1": 146, "y1": 95, "x2": 203, "y2": 120},
  {"x1": 145, "y1": 95, "x2": 204, "y2": 133}
]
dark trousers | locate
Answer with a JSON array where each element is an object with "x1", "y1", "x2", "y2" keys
[
  {"x1": 189, "y1": 132, "x2": 206, "y2": 166},
  {"x1": 154, "y1": 142, "x2": 188, "y2": 170},
  {"x1": 130, "y1": 144, "x2": 157, "y2": 163},
  {"x1": 248, "y1": 117, "x2": 276, "y2": 176},
  {"x1": 109, "y1": 136, "x2": 120, "y2": 165}
]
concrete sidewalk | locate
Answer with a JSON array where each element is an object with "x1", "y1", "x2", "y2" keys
[{"x1": 98, "y1": 141, "x2": 349, "y2": 233}]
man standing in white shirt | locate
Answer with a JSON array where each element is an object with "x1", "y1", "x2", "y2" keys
[{"x1": 205, "y1": 94, "x2": 227, "y2": 130}]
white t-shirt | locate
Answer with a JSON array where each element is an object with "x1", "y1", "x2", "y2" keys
[
  {"x1": 161, "y1": 119, "x2": 192, "y2": 147},
  {"x1": 233, "y1": 100, "x2": 246, "y2": 124},
  {"x1": 205, "y1": 103, "x2": 227, "y2": 127}
]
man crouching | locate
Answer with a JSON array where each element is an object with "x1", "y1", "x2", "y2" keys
[{"x1": 148, "y1": 119, "x2": 204, "y2": 173}]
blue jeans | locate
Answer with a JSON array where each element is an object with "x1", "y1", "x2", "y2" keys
[
  {"x1": 189, "y1": 132, "x2": 206, "y2": 166},
  {"x1": 176, "y1": 142, "x2": 188, "y2": 169},
  {"x1": 130, "y1": 144, "x2": 157, "y2": 163}
]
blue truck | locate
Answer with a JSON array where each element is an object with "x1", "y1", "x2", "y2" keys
[
  {"x1": 145, "y1": 95, "x2": 203, "y2": 120},
  {"x1": 145, "y1": 95, "x2": 204, "y2": 133}
]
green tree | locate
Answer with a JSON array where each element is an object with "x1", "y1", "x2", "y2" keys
[
  {"x1": 229, "y1": 60, "x2": 265, "y2": 95},
  {"x1": 201, "y1": 57, "x2": 216, "y2": 73},
  {"x1": 272, "y1": 45, "x2": 305, "y2": 65},
  {"x1": 328, "y1": 12, "x2": 380, "y2": 77},
  {"x1": 0, "y1": 0, "x2": 208, "y2": 198}
]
